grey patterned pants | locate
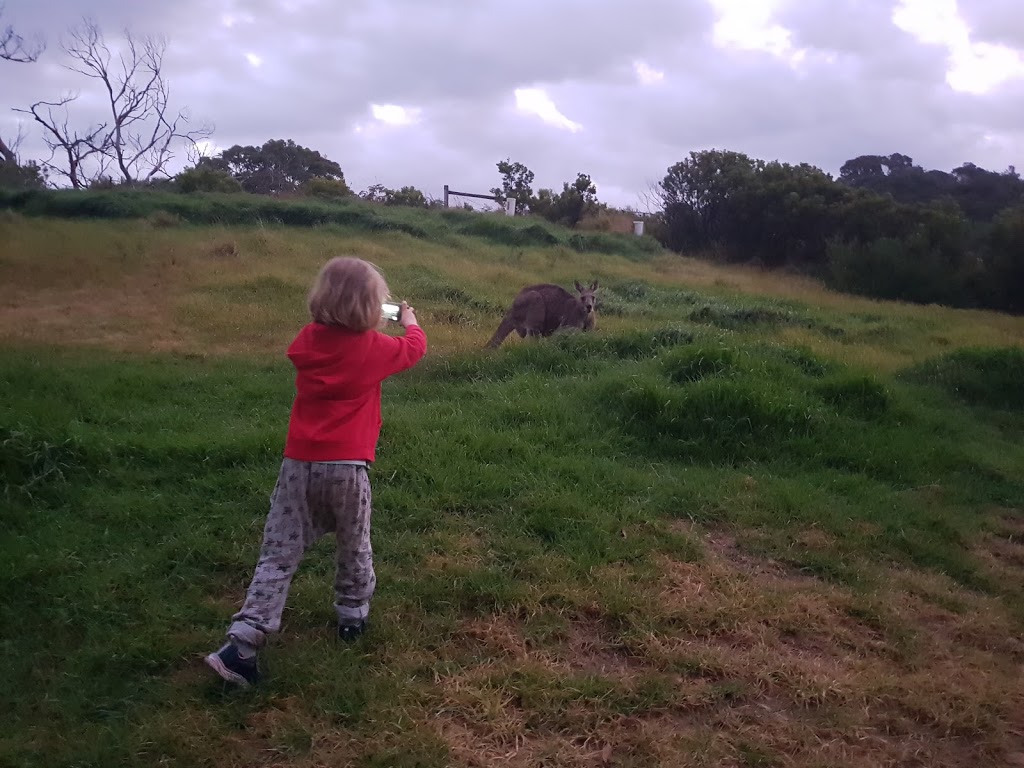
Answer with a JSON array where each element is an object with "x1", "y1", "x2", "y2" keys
[{"x1": 227, "y1": 458, "x2": 375, "y2": 649}]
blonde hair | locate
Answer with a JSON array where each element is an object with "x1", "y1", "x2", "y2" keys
[{"x1": 308, "y1": 257, "x2": 389, "y2": 331}]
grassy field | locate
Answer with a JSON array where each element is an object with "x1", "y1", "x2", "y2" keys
[{"x1": 2, "y1": 209, "x2": 1024, "y2": 767}]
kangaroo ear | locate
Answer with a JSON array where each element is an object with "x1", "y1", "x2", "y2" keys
[
  {"x1": 591, "y1": 280, "x2": 599, "y2": 291},
  {"x1": 574, "y1": 280, "x2": 584, "y2": 292}
]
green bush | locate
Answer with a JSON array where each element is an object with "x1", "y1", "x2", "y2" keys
[
  {"x1": 0, "y1": 161, "x2": 47, "y2": 191},
  {"x1": 452, "y1": 215, "x2": 560, "y2": 247},
  {"x1": 174, "y1": 167, "x2": 241, "y2": 194},
  {"x1": 300, "y1": 177, "x2": 351, "y2": 199},
  {"x1": 0, "y1": 188, "x2": 665, "y2": 260},
  {"x1": 825, "y1": 235, "x2": 981, "y2": 308}
]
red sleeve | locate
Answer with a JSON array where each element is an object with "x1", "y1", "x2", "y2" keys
[{"x1": 369, "y1": 324, "x2": 427, "y2": 382}]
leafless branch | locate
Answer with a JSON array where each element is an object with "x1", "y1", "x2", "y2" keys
[
  {"x1": 0, "y1": 3, "x2": 45, "y2": 62},
  {"x1": 184, "y1": 131, "x2": 215, "y2": 167},
  {"x1": 635, "y1": 180, "x2": 664, "y2": 216},
  {"x1": 16, "y1": 18, "x2": 212, "y2": 187},
  {"x1": 14, "y1": 96, "x2": 109, "y2": 188}
]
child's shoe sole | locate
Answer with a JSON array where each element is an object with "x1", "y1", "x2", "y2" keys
[{"x1": 205, "y1": 652, "x2": 252, "y2": 687}]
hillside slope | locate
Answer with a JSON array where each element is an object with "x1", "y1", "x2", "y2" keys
[{"x1": 2, "y1": 208, "x2": 1024, "y2": 767}]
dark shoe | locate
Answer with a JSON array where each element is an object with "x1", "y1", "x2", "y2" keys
[
  {"x1": 337, "y1": 619, "x2": 368, "y2": 642},
  {"x1": 204, "y1": 642, "x2": 260, "y2": 687}
]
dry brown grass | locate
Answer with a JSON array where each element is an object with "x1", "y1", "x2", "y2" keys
[
  {"x1": 2, "y1": 217, "x2": 1023, "y2": 361},
  {"x1": 412, "y1": 523, "x2": 1024, "y2": 768}
]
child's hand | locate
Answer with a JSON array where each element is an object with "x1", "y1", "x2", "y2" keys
[{"x1": 399, "y1": 302, "x2": 418, "y2": 328}]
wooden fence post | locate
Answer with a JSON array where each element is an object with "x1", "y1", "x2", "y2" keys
[{"x1": 442, "y1": 186, "x2": 503, "y2": 209}]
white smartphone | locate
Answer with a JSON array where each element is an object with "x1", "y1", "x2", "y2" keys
[{"x1": 381, "y1": 302, "x2": 402, "y2": 322}]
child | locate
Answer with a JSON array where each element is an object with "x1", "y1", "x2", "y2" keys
[{"x1": 205, "y1": 257, "x2": 427, "y2": 686}]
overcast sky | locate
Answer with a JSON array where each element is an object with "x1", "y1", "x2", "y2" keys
[{"x1": 2, "y1": 0, "x2": 1022, "y2": 208}]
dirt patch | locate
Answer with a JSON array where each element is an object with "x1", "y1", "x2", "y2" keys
[
  {"x1": 546, "y1": 619, "x2": 650, "y2": 682},
  {"x1": 671, "y1": 520, "x2": 818, "y2": 586},
  {"x1": 983, "y1": 533, "x2": 1024, "y2": 569},
  {"x1": 993, "y1": 508, "x2": 1024, "y2": 537}
]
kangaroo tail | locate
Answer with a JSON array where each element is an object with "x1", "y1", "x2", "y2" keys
[{"x1": 486, "y1": 313, "x2": 516, "y2": 348}]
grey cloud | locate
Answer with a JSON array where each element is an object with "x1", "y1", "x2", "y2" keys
[
  {"x1": 777, "y1": 0, "x2": 949, "y2": 84},
  {"x1": 959, "y1": 0, "x2": 1024, "y2": 49},
  {"x1": 1, "y1": 0, "x2": 1021, "y2": 208},
  {"x1": 778, "y1": 0, "x2": 902, "y2": 54}
]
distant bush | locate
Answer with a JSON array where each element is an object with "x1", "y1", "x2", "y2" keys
[
  {"x1": 300, "y1": 177, "x2": 351, "y2": 200},
  {"x1": 568, "y1": 231, "x2": 661, "y2": 258},
  {"x1": 654, "y1": 148, "x2": 1024, "y2": 313},
  {"x1": 0, "y1": 188, "x2": 664, "y2": 260},
  {"x1": 824, "y1": 234, "x2": 980, "y2": 308},
  {"x1": 175, "y1": 166, "x2": 242, "y2": 194},
  {"x1": 147, "y1": 210, "x2": 181, "y2": 228},
  {"x1": 986, "y1": 206, "x2": 1024, "y2": 313},
  {"x1": 0, "y1": 161, "x2": 47, "y2": 192},
  {"x1": 576, "y1": 209, "x2": 636, "y2": 233},
  {"x1": 452, "y1": 216, "x2": 560, "y2": 247},
  {"x1": 361, "y1": 184, "x2": 429, "y2": 208}
]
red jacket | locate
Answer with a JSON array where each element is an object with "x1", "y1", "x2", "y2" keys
[{"x1": 283, "y1": 322, "x2": 427, "y2": 462}]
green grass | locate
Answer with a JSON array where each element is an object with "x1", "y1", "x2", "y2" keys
[
  {"x1": 2, "y1": 334, "x2": 1024, "y2": 766},
  {"x1": 2, "y1": 212, "x2": 1024, "y2": 766}
]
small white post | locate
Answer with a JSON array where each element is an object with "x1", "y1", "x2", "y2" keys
[
  {"x1": 505, "y1": 198, "x2": 516, "y2": 216},
  {"x1": 633, "y1": 220, "x2": 645, "y2": 237}
]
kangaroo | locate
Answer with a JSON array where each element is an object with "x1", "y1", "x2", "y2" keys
[{"x1": 486, "y1": 280, "x2": 599, "y2": 348}]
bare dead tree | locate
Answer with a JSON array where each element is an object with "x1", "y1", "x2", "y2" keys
[
  {"x1": 635, "y1": 180, "x2": 665, "y2": 216},
  {"x1": 0, "y1": 3, "x2": 45, "y2": 63},
  {"x1": 1, "y1": 5, "x2": 44, "y2": 169},
  {"x1": 15, "y1": 18, "x2": 212, "y2": 188},
  {"x1": 17, "y1": 95, "x2": 110, "y2": 188},
  {"x1": 185, "y1": 135, "x2": 213, "y2": 167}
]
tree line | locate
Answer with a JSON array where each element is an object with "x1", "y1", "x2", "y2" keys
[
  {"x1": 1, "y1": 15, "x2": 1021, "y2": 314},
  {"x1": 655, "y1": 150, "x2": 1024, "y2": 313}
]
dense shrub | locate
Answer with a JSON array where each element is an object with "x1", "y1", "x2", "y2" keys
[
  {"x1": 174, "y1": 167, "x2": 241, "y2": 194},
  {"x1": 654, "y1": 149, "x2": 1024, "y2": 314}
]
